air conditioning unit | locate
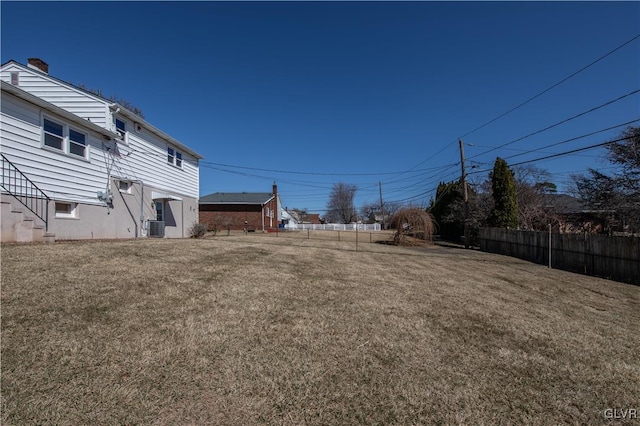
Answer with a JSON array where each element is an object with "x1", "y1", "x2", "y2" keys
[{"x1": 148, "y1": 220, "x2": 165, "y2": 238}]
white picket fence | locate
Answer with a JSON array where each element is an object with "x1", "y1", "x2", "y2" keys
[{"x1": 285, "y1": 223, "x2": 381, "y2": 232}]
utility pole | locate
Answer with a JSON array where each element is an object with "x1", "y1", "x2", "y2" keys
[
  {"x1": 459, "y1": 139, "x2": 470, "y2": 249},
  {"x1": 379, "y1": 181, "x2": 385, "y2": 230}
]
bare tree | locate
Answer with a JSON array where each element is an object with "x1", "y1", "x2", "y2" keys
[
  {"x1": 360, "y1": 201, "x2": 400, "y2": 224},
  {"x1": 513, "y1": 165, "x2": 560, "y2": 231},
  {"x1": 77, "y1": 84, "x2": 145, "y2": 118},
  {"x1": 572, "y1": 126, "x2": 640, "y2": 234},
  {"x1": 326, "y1": 183, "x2": 357, "y2": 224}
]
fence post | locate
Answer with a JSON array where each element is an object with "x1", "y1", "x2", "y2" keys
[
  {"x1": 356, "y1": 224, "x2": 358, "y2": 252},
  {"x1": 548, "y1": 224, "x2": 552, "y2": 268},
  {"x1": 307, "y1": 229, "x2": 310, "y2": 240}
]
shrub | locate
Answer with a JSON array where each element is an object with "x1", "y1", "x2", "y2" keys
[
  {"x1": 188, "y1": 222, "x2": 208, "y2": 239},
  {"x1": 390, "y1": 208, "x2": 435, "y2": 246}
]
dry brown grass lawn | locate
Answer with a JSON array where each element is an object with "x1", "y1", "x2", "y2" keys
[{"x1": 1, "y1": 235, "x2": 639, "y2": 425}]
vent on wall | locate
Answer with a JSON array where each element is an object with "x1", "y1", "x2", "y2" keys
[{"x1": 148, "y1": 220, "x2": 165, "y2": 238}]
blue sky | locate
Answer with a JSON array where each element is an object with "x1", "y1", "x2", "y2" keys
[{"x1": 2, "y1": 1, "x2": 639, "y2": 214}]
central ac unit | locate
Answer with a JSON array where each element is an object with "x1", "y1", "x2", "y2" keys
[{"x1": 148, "y1": 220, "x2": 165, "y2": 238}]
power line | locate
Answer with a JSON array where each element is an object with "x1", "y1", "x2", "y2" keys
[
  {"x1": 458, "y1": 33, "x2": 640, "y2": 140},
  {"x1": 467, "y1": 90, "x2": 640, "y2": 160},
  {"x1": 469, "y1": 136, "x2": 629, "y2": 175},
  {"x1": 502, "y1": 118, "x2": 640, "y2": 161},
  {"x1": 200, "y1": 160, "x2": 453, "y2": 177}
]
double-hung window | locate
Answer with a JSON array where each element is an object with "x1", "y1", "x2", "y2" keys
[
  {"x1": 114, "y1": 117, "x2": 129, "y2": 144},
  {"x1": 115, "y1": 118, "x2": 126, "y2": 137},
  {"x1": 44, "y1": 118, "x2": 64, "y2": 150},
  {"x1": 69, "y1": 129, "x2": 86, "y2": 157},
  {"x1": 42, "y1": 117, "x2": 88, "y2": 159},
  {"x1": 167, "y1": 147, "x2": 183, "y2": 168}
]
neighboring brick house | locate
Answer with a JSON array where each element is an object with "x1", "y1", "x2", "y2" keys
[{"x1": 199, "y1": 183, "x2": 281, "y2": 231}]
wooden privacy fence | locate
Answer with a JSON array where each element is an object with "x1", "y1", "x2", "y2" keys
[{"x1": 479, "y1": 227, "x2": 640, "y2": 285}]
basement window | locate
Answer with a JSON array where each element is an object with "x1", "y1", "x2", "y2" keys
[
  {"x1": 55, "y1": 202, "x2": 77, "y2": 218},
  {"x1": 118, "y1": 180, "x2": 132, "y2": 193}
]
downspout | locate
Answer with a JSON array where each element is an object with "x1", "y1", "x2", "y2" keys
[
  {"x1": 261, "y1": 204, "x2": 265, "y2": 232},
  {"x1": 139, "y1": 180, "x2": 144, "y2": 237}
]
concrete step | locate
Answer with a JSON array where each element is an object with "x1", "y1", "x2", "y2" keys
[{"x1": 1, "y1": 196, "x2": 51, "y2": 243}]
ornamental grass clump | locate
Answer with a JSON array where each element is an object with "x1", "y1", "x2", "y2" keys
[{"x1": 188, "y1": 222, "x2": 208, "y2": 238}]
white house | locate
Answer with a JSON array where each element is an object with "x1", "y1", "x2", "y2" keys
[{"x1": 0, "y1": 58, "x2": 204, "y2": 242}]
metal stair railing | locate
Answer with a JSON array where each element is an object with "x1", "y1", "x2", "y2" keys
[{"x1": 1, "y1": 153, "x2": 50, "y2": 231}]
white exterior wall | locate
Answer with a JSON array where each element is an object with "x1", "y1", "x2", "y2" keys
[
  {"x1": 112, "y1": 120, "x2": 199, "y2": 200},
  {"x1": 1, "y1": 62, "x2": 202, "y2": 240},
  {"x1": 1, "y1": 63, "x2": 108, "y2": 128},
  {"x1": 1, "y1": 92, "x2": 111, "y2": 204}
]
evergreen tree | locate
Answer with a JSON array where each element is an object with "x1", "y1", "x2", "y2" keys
[
  {"x1": 428, "y1": 180, "x2": 464, "y2": 239},
  {"x1": 488, "y1": 157, "x2": 519, "y2": 228}
]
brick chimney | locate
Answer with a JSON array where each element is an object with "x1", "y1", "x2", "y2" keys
[
  {"x1": 27, "y1": 58, "x2": 49, "y2": 74},
  {"x1": 272, "y1": 181, "x2": 278, "y2": 198}
]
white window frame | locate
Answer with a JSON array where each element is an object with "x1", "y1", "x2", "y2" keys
[
  {"x1": 114, "y1": 117, "x2": 129, "y2": 144},
  {"x1": 55, "y1": 202, "x2": 78, "y2": 218},
  {"x1": 167, "y1": 146, "x2": 183, "y2": 169},
  {"x1": 118, "y1": 180, "x2": 132, "y2": 194},
  {"x1": 41, "y1": 116, "x2": 89, "y2": 160}
]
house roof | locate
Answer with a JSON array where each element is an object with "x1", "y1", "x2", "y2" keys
[
  {"x1": 200, "y1": 192, "x2": 275, "y2": 205},
  {"x1": 1, "y1": 60, "x2": 204, "y2": 160},
  {"x1": 543, "y1": 194, "x2": 587, "y2": 214}
]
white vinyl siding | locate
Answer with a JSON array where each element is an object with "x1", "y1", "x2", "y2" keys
[
  {"x1": 1, "y1": 62, "x2": 199, "y2": 202},
  {"x1": 1, "y1": 94, "x2": 108, "y2": 204},
  {"x1": 1, "y1": 65, "x2": 107, "y2": 127},
  {"x1": 2, "y1": 90, "x2": 199, "y2": 202},
  {"x1": 116, "y1": 131, "x2": 198, "y2": 199}
]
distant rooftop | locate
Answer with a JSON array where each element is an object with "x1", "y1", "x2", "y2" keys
[{"x1": 199, "y1": 192, "x2": 274, "y2": 205}]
